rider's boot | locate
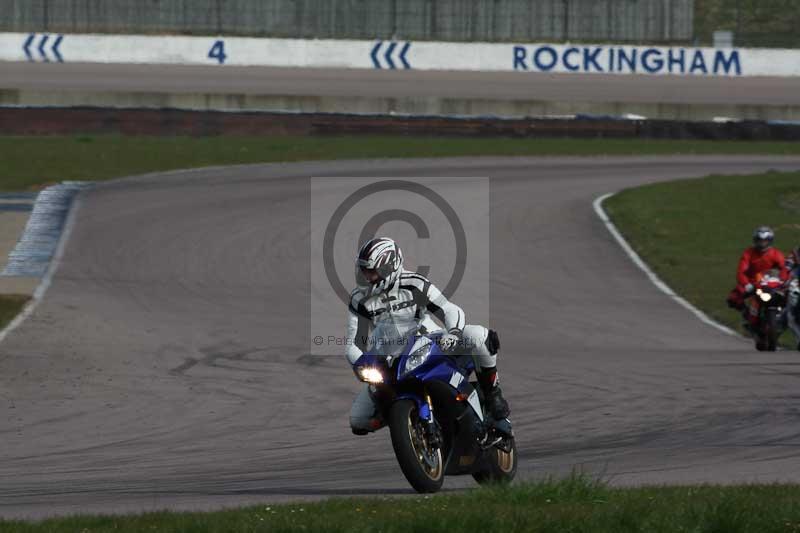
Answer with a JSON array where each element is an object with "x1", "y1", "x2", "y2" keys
[
  {"x1": 350, "y1": 386, "x2": 384, "y2": 435},
  {"x1": 478, "y1": 366, "x2": 510, "y2": 420},
  {"x1": 351, "y1": 415, "x2": 384, "y2": 435}
]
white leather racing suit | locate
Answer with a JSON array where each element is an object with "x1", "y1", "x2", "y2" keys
[{"x1": 346, "y1": 270, "x2": 497, "y2": 433}]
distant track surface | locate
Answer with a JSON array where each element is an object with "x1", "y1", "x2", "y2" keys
[
  {"x1": 3, "y1": 156, "x2": 800, "y2": 519},
  {"x1": 3, "y1": 62, "x2": 800, "y2": 105}
]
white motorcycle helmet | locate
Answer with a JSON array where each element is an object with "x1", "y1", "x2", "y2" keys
[
  {"x1": 355, "y1": 237, "x2": 404, "y2": 296},
  {"x1": 753, "y1": 226, "x2": 775, "y2": 251}
]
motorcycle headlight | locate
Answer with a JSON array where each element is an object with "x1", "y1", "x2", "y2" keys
[
  {"x1": 758, "y1": 290, "x2": 772, "y2": 303},
  {"x1": 402, "y1": 342, "x2": 432, "y2": 375},
  {"x1": 356, "y1": 367, "x2": 384, "y2": 384}
]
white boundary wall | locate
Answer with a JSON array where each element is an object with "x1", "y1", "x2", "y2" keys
[{"x1": 2, "y1": 32, "x2": 800, "y2": 77}]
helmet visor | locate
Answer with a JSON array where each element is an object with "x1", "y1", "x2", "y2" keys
[
  {"x1": 359, "y1": 266, "x2": 382, "y2": 284},
  {"x1": 754, "y1": 237, "x2": 772, "y2": 250}
]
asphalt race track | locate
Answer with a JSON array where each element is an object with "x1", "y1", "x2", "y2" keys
[
  {"x1": 4, "y1": 62, "x2": 800, "y2": 106},
  {"x1": 3, "y1": 156, "x2": 800, "y2": 519}
]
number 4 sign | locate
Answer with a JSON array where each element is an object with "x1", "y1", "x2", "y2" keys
[{"x1": 208, "y1": 40, "x2": 227, "y2": 64}]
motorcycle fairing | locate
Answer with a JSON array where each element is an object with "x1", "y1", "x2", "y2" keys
[
  {"x1": 394, "y1": 392, "x2": 432, "y2": 421},
  {"x1": 398, "y1": 340, "x2": 484, "y2": 423}
]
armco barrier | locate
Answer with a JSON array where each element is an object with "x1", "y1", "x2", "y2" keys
[
  {"x1": 2, "y1": 107, "x2": 800, "y2": 141},
  {"x1": 3, "y1": 32, "x2": 800, "y2": 77}
]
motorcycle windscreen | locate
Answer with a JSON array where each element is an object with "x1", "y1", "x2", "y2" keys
[{"x1": 368, "y1": 315, "x2": 420, "y2": 359}]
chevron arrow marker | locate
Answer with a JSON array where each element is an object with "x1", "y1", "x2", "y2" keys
[
  {"x1": 37, "y1": 34, "x2": 50, "y2": 62},
  {"x1": 23, "y1": 34, "x2": 35, "y2": 61},
  {"x1": 371, "y1": 40, "x2": 412, "y2": 69},
  {"x1": 370, "y1": 41, "x2": 382, "y2": 69},
  {"x1": 383, "y1": 41, "x2": 397, "y2": 69},
  {"x1": 22, "y1": 34, "x2": 65, "y2": 63},
  {"x1": 398, "y1": 42, "x2": 411, "y2": 69},
  {"x1": 51, "y1": 35, "x2": 64, "y2": 63}
]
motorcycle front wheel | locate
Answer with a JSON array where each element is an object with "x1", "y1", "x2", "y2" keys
[
  {"x1": 389, "y1": 399, "x2": 444, "y2": 493},
  {"x1": 765, "y1": 308, "x2": 780, "y2": 352}
]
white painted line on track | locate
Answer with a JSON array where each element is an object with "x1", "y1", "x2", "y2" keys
[
  {"x1": 593, "y1": 192, "x2": 738, "y2": 337},
  {"x1": 0, "y1": 188, "x2": 85, "y2": 345}
]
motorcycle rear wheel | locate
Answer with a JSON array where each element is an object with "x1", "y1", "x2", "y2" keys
[
  {"x1": 389, "y1": 399, "x2": 444, "y2": 493},
  {"x1": 472, "y1": 437, "x2": 517, "y2": 485}
]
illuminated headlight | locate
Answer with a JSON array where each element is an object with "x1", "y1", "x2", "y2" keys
[
  {"x1": 757, "y1": 290, "x2": 772, "y2": 302},
  {"x1": 402, "y1": 342, "x2": 432, "y2": 375},
  {"x1": 357, "y1": 367, "x2": 384, "y2": 384}
]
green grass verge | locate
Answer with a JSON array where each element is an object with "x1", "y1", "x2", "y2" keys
[
  {"x1": 695, "y1": 0, "x2": 800, "y2": 48},
  {"x1": 0, "y1": 294, "x2": 29, "y2": 331},
  {"x1": 604, "y1": 171, "x2": 800, "y2": 340},
  {"x1": 3, "y1": 135, "x2": 800, "y2": 191},
  {"x1": 4, "y1": 476, "x2": 800, "y2": 532}
]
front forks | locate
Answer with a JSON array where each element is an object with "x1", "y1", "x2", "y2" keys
[
  {"x1": 422, "y1": 392, "x2": 442, "y2": 449},
  {"x1": 392, "y1": 389, "x2": 443, "y2": 450}
]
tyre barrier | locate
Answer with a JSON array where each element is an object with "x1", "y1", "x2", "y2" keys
[{"x1": 2, "y1": 106, "x2": 800, "y2": 141}]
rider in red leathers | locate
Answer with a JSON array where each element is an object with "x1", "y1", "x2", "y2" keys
[{"x1": 726, "y1": 226, "x2": 788, "y2": 330}]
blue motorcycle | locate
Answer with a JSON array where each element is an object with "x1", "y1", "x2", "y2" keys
[{"x1": 352, "y1": 323, "x2": 516, "y2": 493}]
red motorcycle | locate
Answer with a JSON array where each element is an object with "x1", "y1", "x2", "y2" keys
[{"x1": 745, "y1": 271, "x2": 787, "y2": 352}]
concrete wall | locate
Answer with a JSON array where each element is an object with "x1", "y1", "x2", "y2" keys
[
  {"x1": 0, "y1": 0, "x2": 693, "y2": 43},
  {"x1": 3, "y1": 33, "x2": 787, "y2": 78}
]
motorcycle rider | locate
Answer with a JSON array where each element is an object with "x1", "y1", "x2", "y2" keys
[
  {"x1": 345, "y1": 237, "x2": 509, "y2": 435},
  {"x1": 726, "y1": 226, "x2": 789, "y2": 332},
  {"x1": 787, "y1": 247, "x2": 800, "y2": 273},
  {"x1": 786, "y1": 247, "x2": 800, "y2": 350}
]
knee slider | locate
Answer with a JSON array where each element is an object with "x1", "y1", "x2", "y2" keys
[{"x1": 485, "y1": 329, "x2": 500, "y2": 355}]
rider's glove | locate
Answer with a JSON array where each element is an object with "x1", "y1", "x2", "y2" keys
[
  {"x1": 438, "y1": 332, "x2": 461, "y2": 352},
  {"x1": 744, "y1": 283, "x2": 755, "y2": 294}
]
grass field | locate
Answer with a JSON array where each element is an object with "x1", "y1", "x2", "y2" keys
[
  {"x1": 3, "y1": 135, "x2": 800, "y2": 191},
  {"x1": 0, "y1": 294, "x2": 29, "y2": 331},
  {"x1": 695, "y1": 0, "x2": 800, "y2": 48},
  {"x1": 604, "y1": 171, "x2": 800, "y2": 342},
  {"x1": 4, "y1": 476, "x2": 800, "y2": 532}
]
